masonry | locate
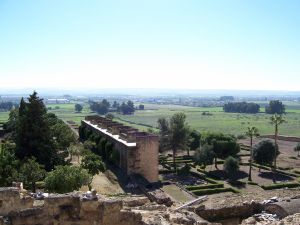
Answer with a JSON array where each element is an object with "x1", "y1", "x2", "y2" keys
[{"x1": 81, "y1": 115, "x2": 159, "y2": 183}]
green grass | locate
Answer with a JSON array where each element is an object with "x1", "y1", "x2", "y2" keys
[
  {"x1": 112, "y1": 103, "x2": 300, "y2": 136},
  {"x1": 46, "y1": 103, "x2": 94, "y2": 125},
  {"x1": 0, "y1": 112, "x2": 9, "y2": 123}
]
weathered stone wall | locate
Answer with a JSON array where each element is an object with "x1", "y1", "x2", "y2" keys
[
  {"x1": 0, "y1": 187, "x2": 33, "y2": 216},
  {"x1": 81, "y1": 117, "x2": 159, "y2": 183},
  {"x1": 0, "y1": 188, "x2": 212, "y2": 225}
]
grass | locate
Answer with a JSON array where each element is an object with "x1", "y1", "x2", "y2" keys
[
  {"x1": 2, "y1": 101, "x2": 300, "y2": 136},
  {"x1": 112, "y1": 102, "x2": 300, "y2": 136}
]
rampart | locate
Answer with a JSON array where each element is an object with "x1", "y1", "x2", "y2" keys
[{"x1": 81, "y1": 116, "x2": 159, "y2": 183}]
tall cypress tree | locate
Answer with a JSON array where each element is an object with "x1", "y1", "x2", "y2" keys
[{"x1": 15, "y1": 92, "x2": 58, "y2": 170}]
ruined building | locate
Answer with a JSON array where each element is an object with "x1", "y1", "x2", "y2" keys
[{"x1": 80, "y1": 116, "x2": 159, "y2": 183}]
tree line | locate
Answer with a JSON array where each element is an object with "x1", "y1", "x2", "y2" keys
[
  {"x1": 223, "y1": 102, "x2": 260, "y2": 113},
  {"x1": 0, "y1": 102, "x2": 18, "y2": 112},
  {"x1": 223, "y1": 100, "x2": 285, "y2": 114}
]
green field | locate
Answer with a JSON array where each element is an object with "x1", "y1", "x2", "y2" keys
[
  {"x1": 113, "y1": 103, "x2": 300, "y2": 136},
  {"x1": 1, "y1": 101, "x2": 300, "y2": 137}
]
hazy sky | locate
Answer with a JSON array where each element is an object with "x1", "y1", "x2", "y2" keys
[{"x1": 0, "y1": 0, "x2": 299, "y2": 90}]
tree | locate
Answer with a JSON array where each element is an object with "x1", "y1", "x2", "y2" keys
[
  {"x1": 157, "y1": 117, "x2": 170, "y2": 152},
  {"x1": 294, "y1": 143, "x2": 300, "y2": 157},
  {"x1": 138, "y1": 104, "x2": 145, "y2": 110},
  {"x1": 68, "y1": 143, "x2": 86, "y2": 163},
  {"x1": 169, "y1": 113, "x2": 190, "y2": 171},
  {"x1": 15, "y1": 92, "x2": 58, "y2": 170},
  {"x1": 223, "y1": 156, "x2": 239, "y2": 180},
  {"x1": 0, "y1": 142, "x2": 19, "y2": 187},
  {"x1": 90, "y1": 99, "x2": 110, "y2": 115},
  {"x1": 75, "y1": 104, "x2": 83, "y2": 113},
  {"x1": 81, "y1": 153, "x2": 105, "y2": 177},
  {"x1": 19, "y1": 158, "x2": 46, "y2": 192},
  {"x1": 245, "y1": 127, "x2": 259, "y2": 181},
  {"x1": 105, "y1": 113, "x2": 114, "y2": 120},
  {"x1": 189, "y1": 130, "x2": 201, "y2": 153},
  {"x1": 253, "y1": 140, "x2": 277, "y2": 169},
  {"x1": 223, "y1": 102, "x2": 260, "y2": 114},
  {"x1": 194, "y1": 144, "x2": 214, "y2": 170},
  {"x1": 265, "y1": 100, "x2": 285, "y2": 114},
  {"x1": 45, "y1": 165, "x2": 91, "y2": 193},
  {"x1": 270, "y1": 114, "x2": 285, "y2": 169},
  {"x1": 212, "y1": 139, "x2": 240, "y2": 169}
]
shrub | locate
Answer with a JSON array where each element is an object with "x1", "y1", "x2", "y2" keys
[
  {"x1": 177, "y1": 164, "x2": 191, "y2": 176},
  {"x1": 186, "y1": 183, "x2": 224, "y2": 191},
  {"x1": 45, "y1": 165, "x2": 91, "y2": 193},
  {"x1": 261, "y1": 182, "x2": 300, "y2": 190},
  {"x1": 223, "y1": 156, "x2": 239, "y2": 179}
]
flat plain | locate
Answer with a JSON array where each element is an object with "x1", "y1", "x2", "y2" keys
[{"x1": 1, "y1": 101, "x2": 300, "y2": 137}]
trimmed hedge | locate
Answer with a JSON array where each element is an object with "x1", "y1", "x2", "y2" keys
[
  {"x1": 159, "y1": 169, "x2": 175, "y2": 174},
  {"x1": 165, "y1": 160, "x2": 194, "y2": 164},
  {"x1": 191, "y1": 187, "x2": 240, "y2": 196},
  {"x1": 191, "y1": 170, "x2": 220, "y2": 184},
  {"x1": 247, "y1": 181, "x2": 258, "y2": 185},
  {"x1": 261, "y1": 182, "x2": 300, "y2": 190},
  {"x1": 186, "y1": 183, "x2": 224, "y2": 191}
]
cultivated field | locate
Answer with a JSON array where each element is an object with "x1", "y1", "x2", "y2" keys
[
  {"x1": 114, "y1": 102, "x2": 300, "y2": 136},
  {"x1": 1, "y1": 101, "x2": 300, "y2": 137}
]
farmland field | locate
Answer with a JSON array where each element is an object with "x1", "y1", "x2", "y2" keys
[
  {"x1": 1, "y1": 101, "x2": 300, "y2": 137},
  {"x1": 113, "y1": 103, "x2": 300, "y2": 136}
]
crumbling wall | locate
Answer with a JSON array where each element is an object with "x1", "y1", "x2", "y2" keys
[
  {"x1": 0, "y1": 187, "x2": 33, "y2": 216},
  {"x1": 0, "y1": 188, "x2": 209, "y2": 225}
]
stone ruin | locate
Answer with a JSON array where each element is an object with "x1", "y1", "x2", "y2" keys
[
  {"x1": 82, "y1": 115, "x2": 159, "y2": 183},
  {"x1": 0, "y1": 187, "x2": 211, "y2": 225}
]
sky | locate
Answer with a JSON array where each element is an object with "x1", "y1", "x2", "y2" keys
[{"x1": 0, "y1": 0, "x2": 299, "y2": 91}]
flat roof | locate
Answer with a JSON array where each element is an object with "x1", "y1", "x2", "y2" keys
[{"x1": 83, "y1": 120, "x2": 137, "y2": 147}]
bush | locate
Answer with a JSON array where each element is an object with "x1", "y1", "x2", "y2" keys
[
  {"x1": 223, "y1": 156, "x2": 239, "y2": 179},
  {"x1": 253, "y1": 140, "x2": 278, "y2": 166},
  {"x1": 45, "y1": 165, "x2": 91, "y2": 193},
  {"x1": 177, "y1": 164, "x2": 191, "y2": 176},
  {"x1": 186, "y1": 183, "x2": 224, "y2": 191}
]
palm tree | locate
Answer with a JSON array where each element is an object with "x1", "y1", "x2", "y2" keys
[
  {"x1": 270, "y1": 114, "x2": 286, "y2": 182},
  {"x1": 245, "y1": 126, "x2": 259, "y2": 181}
]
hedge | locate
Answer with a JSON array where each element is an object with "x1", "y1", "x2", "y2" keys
[
  {"x1": 165, "y1": 160, "x2": 194, "y2": 164},
  {"x1": 186, "y1": 183, "x2": 224, "y2": 191},
  {"x1": 191, "y1": 187, "x2": 240, "y2": 196},
  {"x1": 159, "y1": 169, "x2": 175, "y2": 174},
  {"x1": 261, "y1": 182, "x2": 300, "y2": 190},
  {"x1": 191, "y1": 170, "x2": 220, "y2": 184}
]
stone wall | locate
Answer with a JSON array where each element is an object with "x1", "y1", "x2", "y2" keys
[
  {"x1": 0, "y1": 188, "x2": 212, "y2": 225},
  {"x1": 81, "y1": 116, "x2": 159, "y2": 183}
]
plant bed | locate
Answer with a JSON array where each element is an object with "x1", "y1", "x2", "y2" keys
[{"x1": 261, "y1": 182, "x2": 300, "y2": 190}]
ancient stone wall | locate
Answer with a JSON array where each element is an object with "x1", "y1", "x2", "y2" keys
[
  {"x1": 0, "y1": 188, "x2": 211, "y2": 225},
  {"x1": 81, "y1": 116, "x2": 159, "y2": 183}
]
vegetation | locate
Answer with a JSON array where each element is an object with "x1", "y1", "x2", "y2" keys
[
  {"x1": 158, "y1": 113, "x2": 190, "y2": 171},
  {"x1": 117, "y1": 101, "x2": 135, "y2": 115},
  {"x1": 265, "y1": 100, "x2": 285, "y2": 114},
  {"x1": 253, "y1": 140, "x2": 277, "y2": 168},
  {"x1": 19, "y1": 158, "x2": 46, "y2": 192},
  {"x1": 14, "y1": 92, "x2": 65, "y2": 170},
  {"x1": 194, "y1": 144, "x2": 214, "y2": 170},
  {"x1": 81, "y1": 153, "x2": 105, "y2": 177},
  {"x1": 223, "y1": 102, "x2": 260, "y2": 114},
  {"x1": 0, "y1": 102, "x2": 17, "y2": 112},
  {"x1": 90, "y1": 99, "x2": 110, "y2": 115},
  {"x1": 245, "y1": 126, "x2": 259, "y2": 181},
  {"x1": 75, "y1": 103, "x2": 83, "y2": 113},
  {"x1": 294, "y1": 143, "x2": 300, "y2": 157},
  {"x1": 201, "y1": 132, "x2": 240, "y2": 169},
  {"x1": 45, "y1": 165, "x2": 91, "y2": 193},
  {"x1": 223, "y1": 156, "x2": 239, "y2": 180}
]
